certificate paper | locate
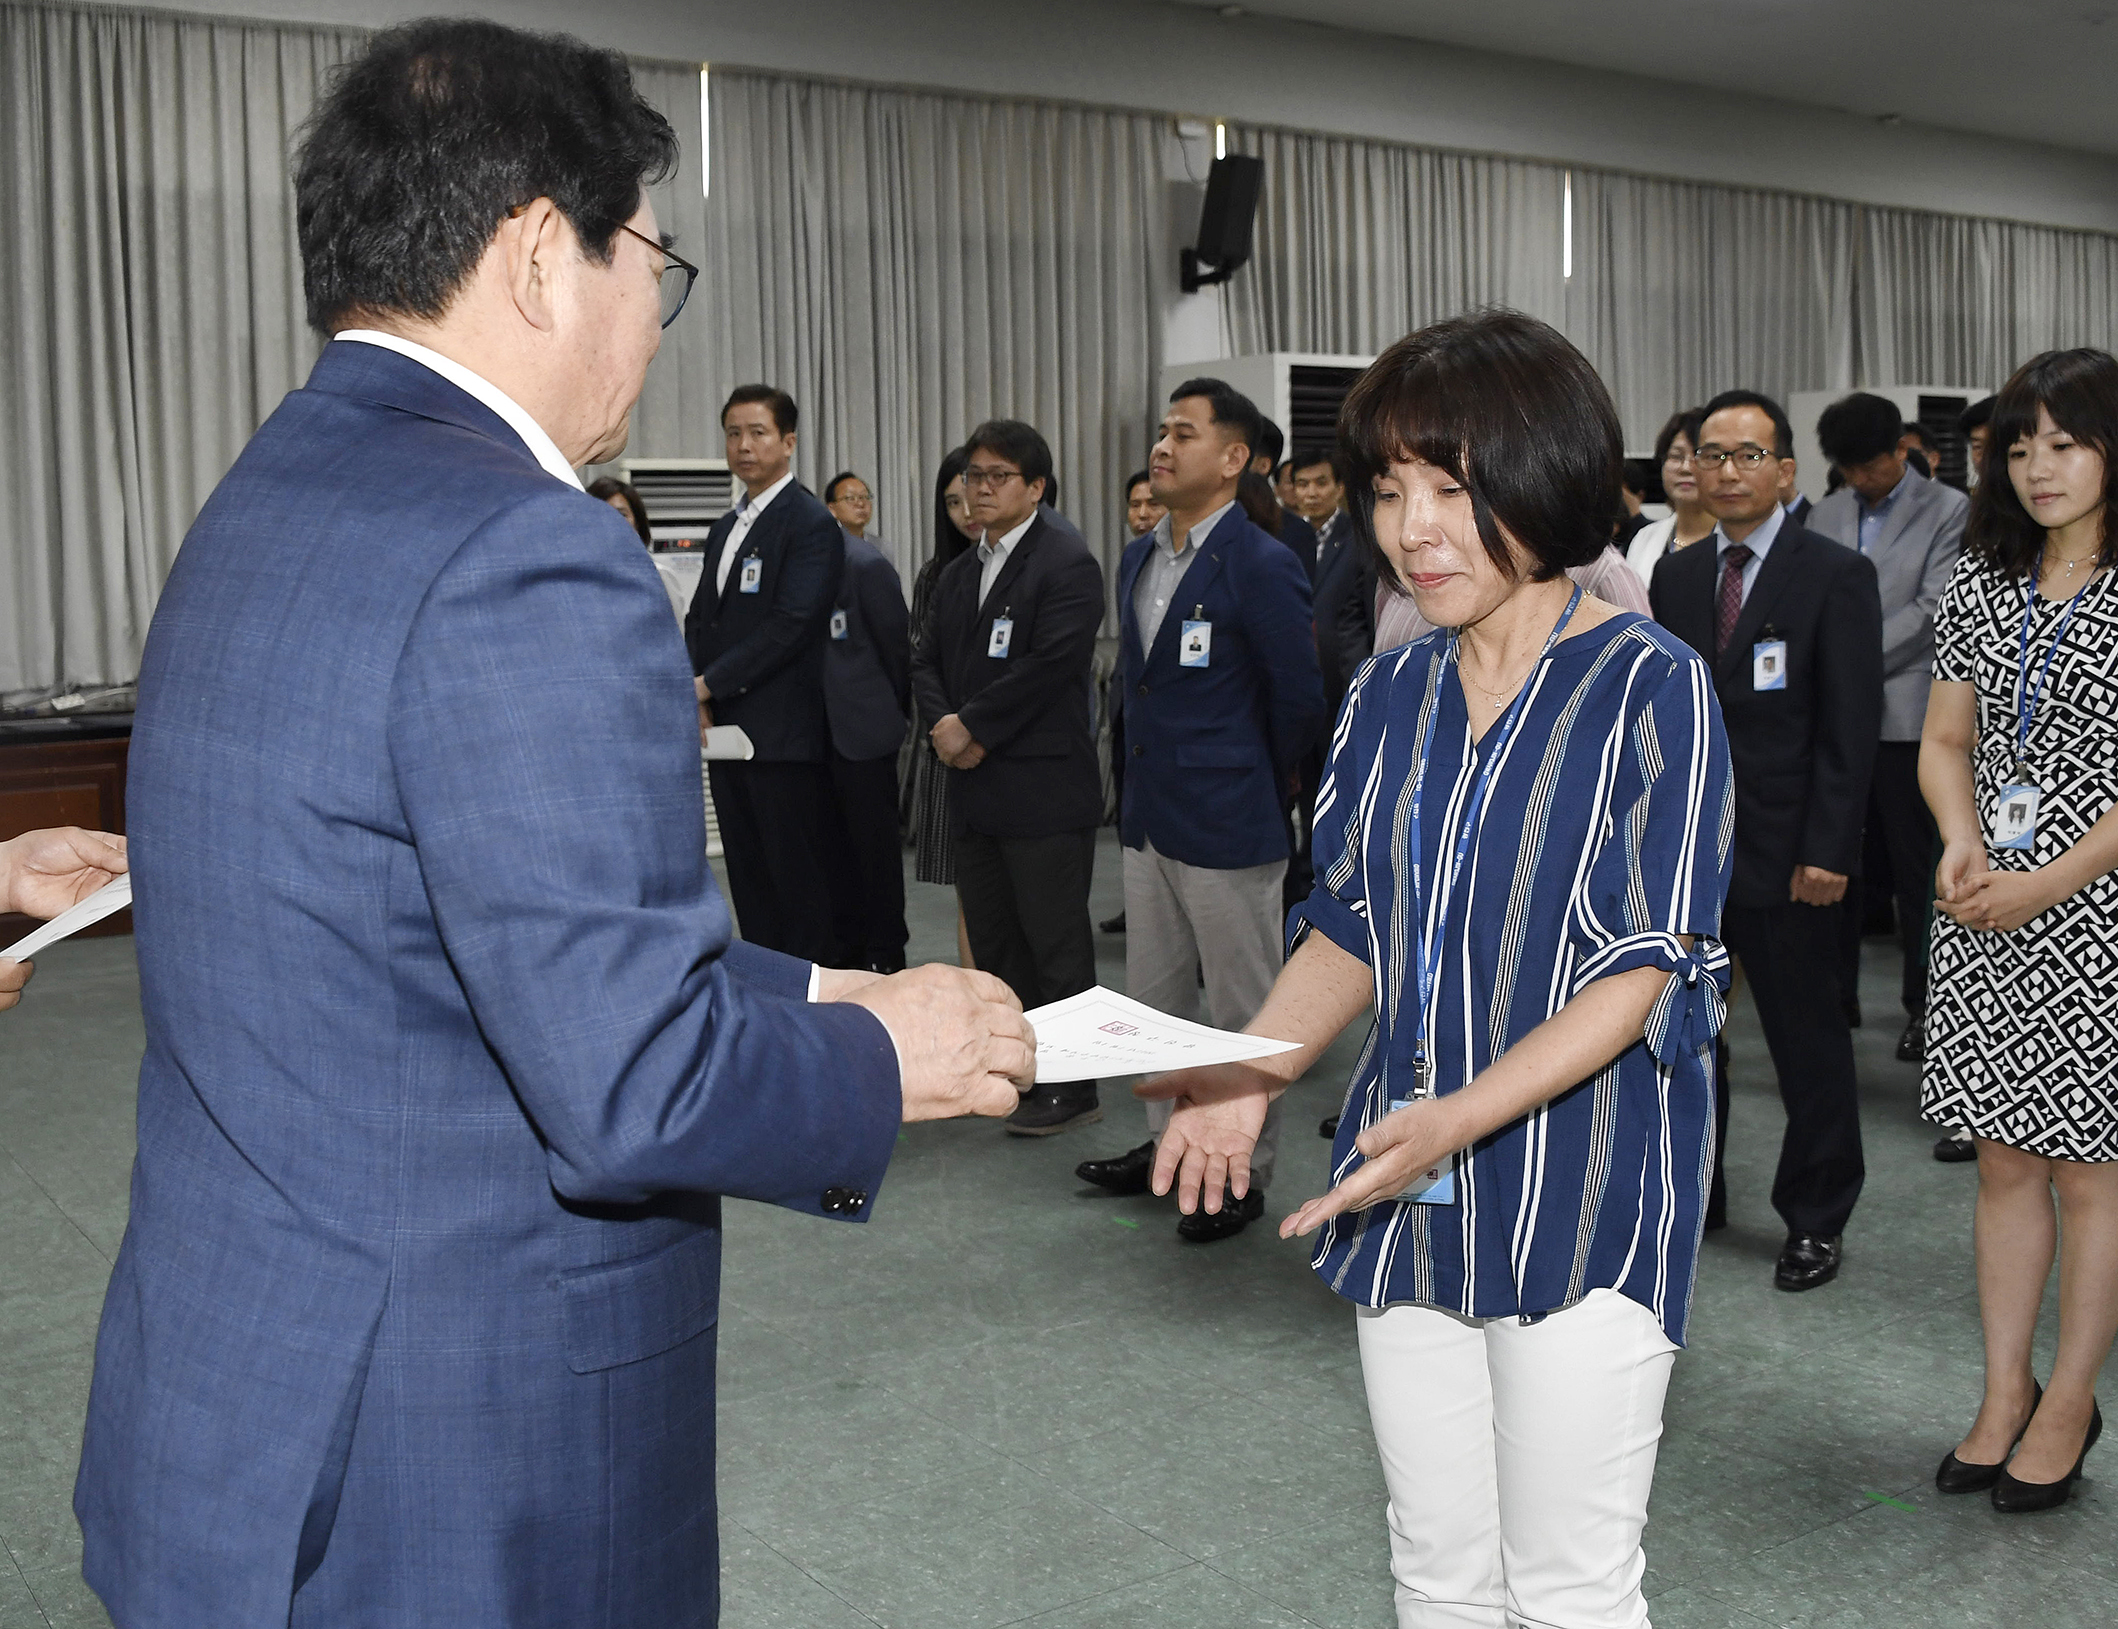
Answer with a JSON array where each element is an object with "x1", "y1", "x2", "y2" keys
[
  {"x1": 1022, "y1": 986, "x2": 1300, "y2": 1083},
  {"x1": 701, "y1": 725, "x2": 756, "y2": 761},
  {"x1": 1, "y1": 875, "x2": 132, "y2": 962}
]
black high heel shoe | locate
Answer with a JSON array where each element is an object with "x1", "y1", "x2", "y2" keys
[
  {"x1": 1935, "y1": 1381, "x2": 2042, "y2": 1495},
  {"x1": 1992, "y1": 1398, "x2": 2102, "y2": 1513}
]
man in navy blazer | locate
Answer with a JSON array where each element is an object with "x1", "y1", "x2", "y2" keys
[
  {"x1": 1075, "y1": 380, "x2": 1325, "y2": 1239},
  {"x1": 821, "y1": 472, "x2": 913, "y2": 973},
  {"x1": 73, "y1": 22, "x2": 1031, "y2": 1627},
  {"x1": 685, "y1": 385, "x2": 845, "y2": 964}
]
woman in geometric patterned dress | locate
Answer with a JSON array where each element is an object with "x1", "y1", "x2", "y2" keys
[{"x1": 1922, "y1": 348, "x2": 2118, "y2": 1513}]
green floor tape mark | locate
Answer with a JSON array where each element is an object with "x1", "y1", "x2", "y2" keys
[
  {"x1": 1862, "y1": 1490, "x2": 1919, "y2": 1511},
  {"x1": 1111, "y1": 1216, "x2": 1140, "y2": 1229}
]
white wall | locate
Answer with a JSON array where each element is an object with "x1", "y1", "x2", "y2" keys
[{"x1": 102, "y1": 0, "x2": 2118, "y2": 235}]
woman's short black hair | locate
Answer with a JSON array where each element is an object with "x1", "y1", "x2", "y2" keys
[
  {"x1": 1815, "y1": 392, "x2": 1903, "y2": 468},
  {"x1": 932, "y1": 446, "x2": 974, "y2": 568},
  {"x1": 1653, "y1": 408, "x2": 1703, "y2": 469},
  {"x1": 1338, "y1": 309, "x2": 1623, "y2": 588},
  {"x1": 585, "y1": 476, "x2": 651, "y2": 546},
  {"x1": 962, "y1": 420, "x2": 1054, "y2": 492},
  {"x1": 295, "y1": 19, "x2": 676, "y2": 334},
  {"x1": 1966, "y1": 348, "x2": 2118, "y2": 578}
]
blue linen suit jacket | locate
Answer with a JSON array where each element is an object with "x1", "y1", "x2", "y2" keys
[
  {"x1": 1116, "y1": 507, "x2": 1327, "y2": 871},
  {"x1": 73, "y1": 341, "x2": 901, "y2": 1628}
]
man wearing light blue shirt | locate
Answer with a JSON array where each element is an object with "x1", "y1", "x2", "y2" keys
[{"x1": 1811, "y1": 393, "x2": 1967, "y2": 1075}]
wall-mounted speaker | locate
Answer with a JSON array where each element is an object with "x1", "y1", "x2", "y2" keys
[{"x1": 1181, "y1": 153, "x2": 1264, "y2": 293}]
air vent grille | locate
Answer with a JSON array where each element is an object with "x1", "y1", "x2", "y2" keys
[{"x1": 618, "y1": 459, "x2": 735, "y2": 551}]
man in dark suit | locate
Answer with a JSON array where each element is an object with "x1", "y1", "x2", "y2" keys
[
  {"x1": 1296, "y1": 447, "x2": 1375, "y2": 710},
  {"x1": 686, "y1": 384, "x2": 844, "y2": 964},
  {"x1": 822, "y1": 473, "x2": 913, "y2": 973},
  {"x1": 913, "y1": 419, "x2": 1107, "y2": 1136},
  {"x1": 1252, "y1": 415, "x2": 1318, "y2": 577},
  {"x1": 73, "y1": 21, "x2": 1031, "y2": 1626},
  {"x1": 1075, "y1": 380, "x2": 1326, "y2": 1238},
  {"x1": 1100, "y1": 470, "x2": 1168, "y2": 937},
  {"x1": 1651, "y1": 389, "x2": 1883, "y2": 1293}
]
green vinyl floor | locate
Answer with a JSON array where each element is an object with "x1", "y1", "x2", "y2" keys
[{"x1": 1, "y1": 828, "x2": 2112, "y2": 1627}]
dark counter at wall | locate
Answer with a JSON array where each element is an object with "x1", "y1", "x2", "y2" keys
[{"x1": 0, "y1": 712, "x2": 133, "y2": 944}]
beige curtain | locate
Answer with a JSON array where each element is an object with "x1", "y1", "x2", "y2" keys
[
  {"x1": 1225, "y1": 117, "x2": 2118, "y2": 449},
  {"x1": 621, "y1": 66, "x2": 1171, "y2": 598},
  {"x1": 0, "y1": 0, "x2": 363, "y2": 693}
]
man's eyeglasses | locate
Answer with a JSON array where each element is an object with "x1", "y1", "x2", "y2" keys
[
  {"x1": 616, "y1": 222, "x2": 699, "y2": 329},
  {"x1": 962, "y1": 465, "x2": 1023, "y2": 490},
  {"x1": 1692, "y1": 446, "x2": 1777, "y2": 472}
]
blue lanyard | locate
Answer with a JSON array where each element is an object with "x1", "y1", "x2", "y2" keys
[
  {"x1": 2015, "y1": 576, "x2": 2092, "y2": 774},
  {"x1": 1401, "y1": 584, "x2": 1581, "y2": 1100}
]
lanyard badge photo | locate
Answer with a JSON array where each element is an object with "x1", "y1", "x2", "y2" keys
[
  {"x1": 1998, "y1": 579, "x2": 2088, "y2": 852},
  {"x1": 1389, "y1": 585, "x2": 1581, "y2": 1206}
]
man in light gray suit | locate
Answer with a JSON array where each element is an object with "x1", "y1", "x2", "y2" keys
[{"x1": 1810, "y1": 393, "x2": 1966, "y2": 1070}]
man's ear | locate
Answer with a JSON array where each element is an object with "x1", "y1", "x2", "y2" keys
[
  {"x1": 1027, "y1": 477, "x2": 1048, "y2": 507},
  {"x1": 504, "y1": 197, "x2": 568, "y2": 333}
]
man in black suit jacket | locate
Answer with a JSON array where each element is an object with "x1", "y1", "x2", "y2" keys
[
  {"x1": 686, "y1": 385, "x2": 845, "y2": 964},
  {"x1": 1651, "y1": 390, "x2": 1884, "y2": 1294},
  {"x1": 912, "y1": 419, "x2": 1106, "y2": 1136},
  {"x1": 822, "y1": 478, "x2": 913, "y2": 974},
  {"x1": 1251, "y1": 417, "x2": 1317, "y2": 576}
]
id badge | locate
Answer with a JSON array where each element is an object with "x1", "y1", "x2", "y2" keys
[
  {"x1": 987, "y1": 616, "x2": 1013, "y2": 659},
  {"x1": 1384, "y1": 1081, "x2": 1459, "y2": 1206},
  {"x1": 1993, "y1": 783, "x2": 2040, "y2": 851},
  {"x1": 829, "y1": 609, "x2": 849, "y2": 641},
  {"x1": 1179, "y1": 619, "x2": 1212, "y2": 668},
  {"x1": 1753, "y1": 639, "x2": 1787, "y2": 691},
  {"x1": 738, "y1": 556, "x2": 763, "y2": 594}
]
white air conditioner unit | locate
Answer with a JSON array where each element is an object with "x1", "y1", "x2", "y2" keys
[
  {"x1": 1158, "y1": 353, "x2": 1374, "y2": 454},
  {"x1": 1788, "y1": 385, "x2": 1993, "y2": 502},
  {"x1": 616, "y1": 458, "x2": 736, "y2": 553}
]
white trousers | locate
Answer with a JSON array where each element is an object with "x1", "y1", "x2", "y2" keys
[
  {"x1": 1356, "y1": 1288, "x2": 1677, "y2": 1629},
  {"x1": 1123, "y1": 838, "x2": 1285, "y2": 1187}
]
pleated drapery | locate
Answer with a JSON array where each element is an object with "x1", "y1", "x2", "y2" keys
[
  {"x1": 8, "y1": 0, "x2": 2118, "y2": 691},
  {"x1": 621, "y1": 67, "x2": 1170, "y2": 592},
  {"x1": 1225, "y1": 119, "x2": 2118, "y2": 450},
  {"x1": 1, "y1": 1, "x2": 364, "y2": 693}
]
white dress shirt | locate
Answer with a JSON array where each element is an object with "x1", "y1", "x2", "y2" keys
[
  {"x1": 333, "y1": 331, "x2": 582, "y2": 490},
  {"x1": 976, "y1": 512, "x2": 1037, "y2": 607},
  {"x1": 716, "y1": 470, "x2": 796, "y2": 595}
]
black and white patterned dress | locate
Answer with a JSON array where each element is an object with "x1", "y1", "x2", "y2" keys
[{"x1": 1922, "y1": 558, "x2": 2118, "y2": 1160}]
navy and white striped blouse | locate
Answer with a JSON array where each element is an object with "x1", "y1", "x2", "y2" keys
[{"x1": 1293, "y1": 612, "x2": 1735, "y2": 1345}]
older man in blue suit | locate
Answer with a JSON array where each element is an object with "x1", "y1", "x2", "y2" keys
[
  {"x1": 1074, "y1": 380, "x2": 1326, "y2": 1239},
  {"x1": 72, "y1": 21, "x2": 1032, "y2": 1628}
]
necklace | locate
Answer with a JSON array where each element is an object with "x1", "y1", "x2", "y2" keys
[
  {"x1": 2043, "y1": 546, "x2": 2098, "y2": 580},
  {"x1": 1461, "y1": 594, "x2": 1572, "y2": 708}
]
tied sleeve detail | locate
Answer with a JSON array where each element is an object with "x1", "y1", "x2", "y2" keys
[
  {"x1": 1286, "y1": 889, "x2": 1371, "y2": 964},
  {"x1": 1572, "y1": 931, "x2": 1731, "y2": 1065}
]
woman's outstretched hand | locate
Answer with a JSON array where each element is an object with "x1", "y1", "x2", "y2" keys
[
  {"x1": 1280, "y1": 1097, "x2": 1468, "y2": 1239},
  {"x1": 1134, "y1": 1063, "x2": 1278, "y2": 1215}
]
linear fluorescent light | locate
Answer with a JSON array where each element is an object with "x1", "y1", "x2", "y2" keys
[
  {"x1": 1215, "y1": 122, "x2": 1226, "y2": 161},
  {"x1": 1562, "y1": 170, "x2": 1573, "y2": 280},
  {"x1": 700, "y1": 65, "x2": 711, "y2": 199}
]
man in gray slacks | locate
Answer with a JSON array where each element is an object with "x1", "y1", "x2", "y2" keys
[{"x1": 1072, "y1": 378, "x2": 1326, "y2": 1240}]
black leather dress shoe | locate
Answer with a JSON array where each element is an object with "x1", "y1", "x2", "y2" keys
[
  {"x1": 1099, "y1": 911, "x2": 1127, "y2": 934},
  {"x1": 1896, "y1": 1015, "x2": 1925, "y2": 1063},
  {"x1": 1936, "y1": 1381, "x2": 2041, "y2": 1494},
  {"x1": 1993, "y1": 1399, "x2": 2101, "y2": 1513},
  {"x1": 1934, "y1": 1128, "x2": 1978, "y2": 1163},
  {"x1": 1005, "y1": 1089, "x2": 1101, "y2": 1137},
  {"x1": 1773, "y1": 1232, "x2": 1842, "y2": 1292},
  {"x1": 1177, "y1": 1188, "x2": 1264, "y2": 1242},
  {"x1": 1075, "y1": 1141, "x2": 1154, "y2": 1194},
  {"x1": 1318, "y1": 1114, "x2": 1339, "y2": 1139}
]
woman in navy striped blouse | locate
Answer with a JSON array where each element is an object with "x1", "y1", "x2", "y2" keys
[{"x1": 1141, "y1": 312, "x2": 1734, "y2": 1629}]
